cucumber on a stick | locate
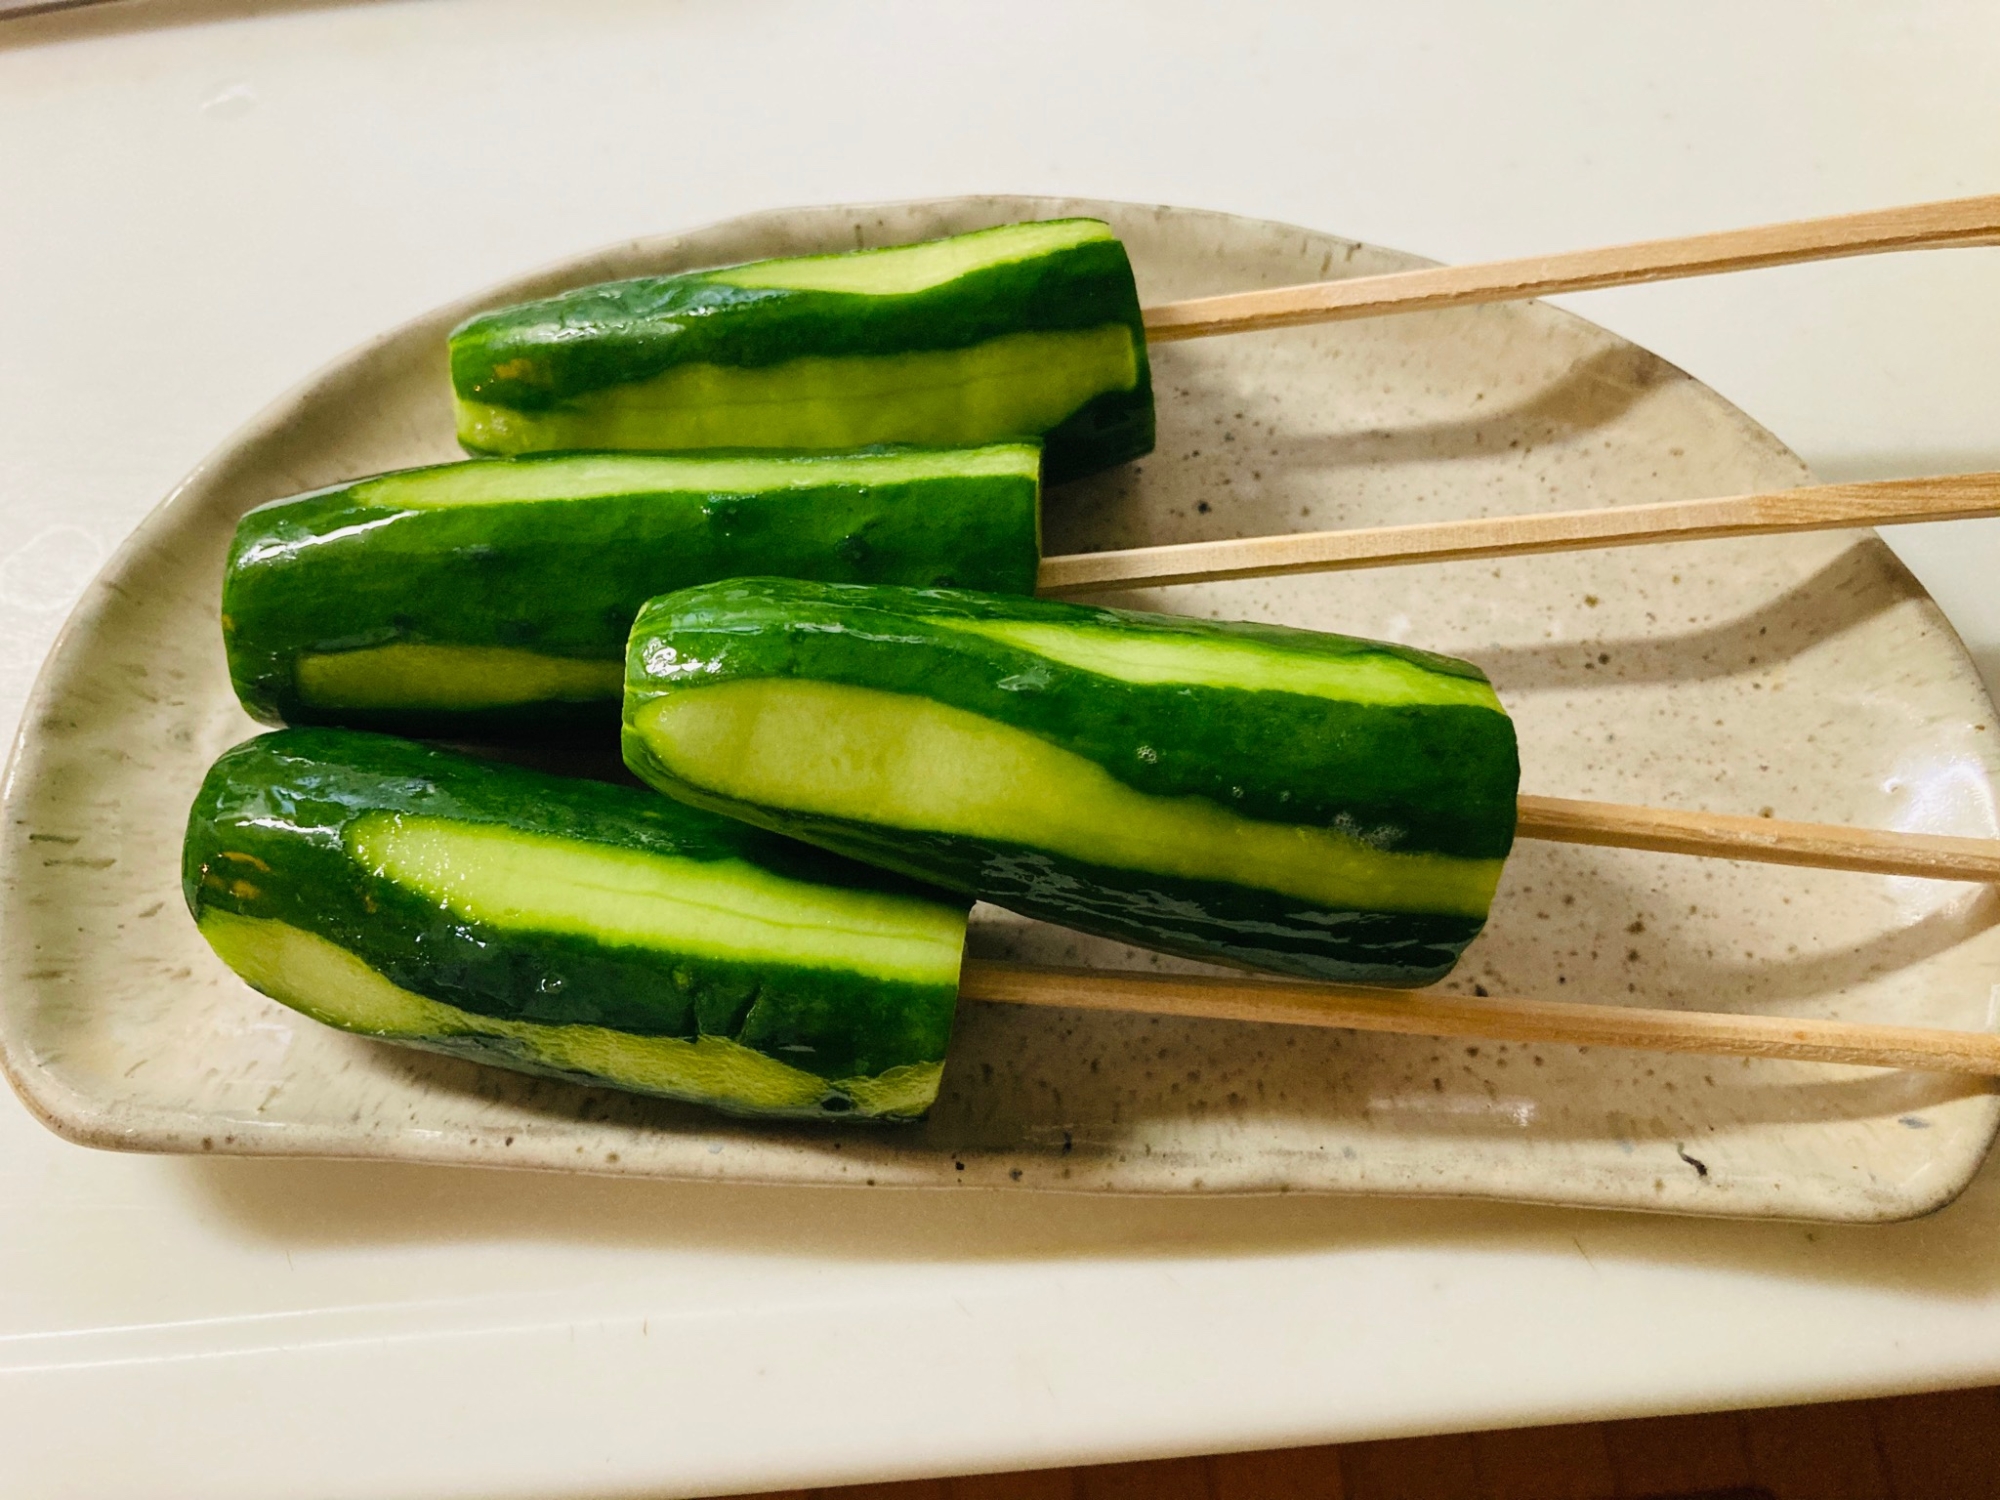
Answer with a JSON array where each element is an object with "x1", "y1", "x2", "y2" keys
[
  {"x1": 222, "y1": 444, "x2": 1040, "y2": 737},
  {"x1": 623, "y1": 580, "x2": 1521, "y2": 986},
  {"x1": 184, "y1": 729, "x2": 971, "y2": 1121},
  {"x1": 449, "y1": 220, "x2": 1153, "y2": 484}
]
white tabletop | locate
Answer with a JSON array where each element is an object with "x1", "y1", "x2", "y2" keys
[{"x1": 7, "y1": 3, "x2": 2000, "y2": 1496}]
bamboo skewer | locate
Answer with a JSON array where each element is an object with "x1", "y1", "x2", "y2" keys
[
  {"x1": 1030, "y1": 468, "x2": 2000, "y2": 887},
  {"x1": 960, "y1": 960, "x2": 2000, "y2": 1077},
  {"x1": 1014, "y1": 198, "x2": 2000, "y2": 1076},
  {"x1": 1516, "y1": 796, "x2": 2000, "y2": 883},
  {"x1": 1142, "y1": 192, "x2": 2000, "y2": 342},
  {"x1": 1018, "y1": 200, "x2": 2000, "y2": 1075},
  {"x1": 1035, "y1": 472, "x2": 2000, "y2": 595},
  {"x1": 1037, "y1": 468, "x2": 2000, "y2": 885},
  {"x1": 955, "y1": 802, "x2": 2000, "y2": 1079}
]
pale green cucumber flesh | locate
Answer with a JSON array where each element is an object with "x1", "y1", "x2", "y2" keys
[
  {"x1": 929, "y1": 618, "x2": 1503, "y2": 711},
  {"x1": 229, "y1": 443, "x2": 1043, "y2": 732},
  {"x1": 187, "y1": 729, "x2": 968, "y2": 1110},
  {"x1": 456, "y1": 327, "x2": 1135, "y2": 456},
  {"x1": 347, "y1": 813, "x2": 967, "y2": 985},
  {"x1": 298, "y1": 645, "x2": 626, "y2": 711},
  {"x1": 709, "y1": 220, "x2": 1115, "y2": 296},
  {"x1": 345, "y1": 444, "x2": 1043, "y2": 510},
  {"x1": 201, "y1": 910, "x2": 942, "y2": 1119},
  {"x1": 633, "y1": 680, "x2": 1505, "y2": 919}
]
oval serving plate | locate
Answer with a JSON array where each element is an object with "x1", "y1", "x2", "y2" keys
[{"x1": 3, "y1": 196, "x2": 1998, "y2": 1222}]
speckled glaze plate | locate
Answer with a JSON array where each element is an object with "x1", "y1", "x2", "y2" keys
[{"x1": 4, "y1": 197, "x2": 1998, "y2": 1222}]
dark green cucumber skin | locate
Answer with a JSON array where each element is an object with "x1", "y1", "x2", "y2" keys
[
  {"x1": 629, "y1": 580, "x2": 1519, "y2": 856},
  {"x1": 685, "y1": 810, "x2": 1489, "y2": 984},
  {"x1": 184, "y1": 728, "x2": 967, "y2": 1086},
  {"x1": 449, "y1": 228, "x2": 1153, "y2": 484},
  {"x1": 222, "y1": 452, "x2": 1040, "y2": 739},
  {"x1": 623, "y1": 581, "x2": 1520, "y2": 986}
]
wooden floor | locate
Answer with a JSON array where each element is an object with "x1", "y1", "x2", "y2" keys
[{"x1": 719, "y1": 1386, "x2": 2000, "y2": 1499}]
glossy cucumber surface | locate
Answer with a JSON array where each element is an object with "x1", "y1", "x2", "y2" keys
[
  {"x1": 184, "y1": 728, "x2": 970, "y2": 1120},
  {"x1": 450, "y1": 220, "x2": 1153, "y2": 484},
  {"x1": 222, "y1": 445, "x2": 1041, "y2": 738},
  {"x1": 624, "y1": 581, "x2": 1519, "y2": 985}
]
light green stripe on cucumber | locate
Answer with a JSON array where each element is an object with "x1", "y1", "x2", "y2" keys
[
  {"x1": 634, "y1": 680, "x2": 1504, "y2": 919},
  {"x1": 455, "y1": 326, "x2": 1135, "y2": 457},
  {"x1": 200, "y1": 910, "x2": 941, "y2": 1118},
  {"x1": 296, "y1": 645, "x2": 625, "y2": 711},
  {"x1": 931, "y1": 619, "x2": 1505, "y2": 711},
  {"x1": 708, "y1": 220, "x2": 1116, "y2": 296},
  {"x1": 346, "y1": 444, "x2": 1044, "y2": 510},
  {"x1": 346, "y1": 813, "x2": 969, "y2": 984}
]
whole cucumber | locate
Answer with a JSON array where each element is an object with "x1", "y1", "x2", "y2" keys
[
  {"x1": 624, "y1": 580, "x2": 1519, "y2": 985},
  {"x1": 185, "y1": 728, "x2": 970, "y2": 1121},
  {"x1": 223, "y1": 444, "x2": 1040, "y2": 737},
  {"x1": 450, "y1": 220, "x2": 1153, "y2": 484}
]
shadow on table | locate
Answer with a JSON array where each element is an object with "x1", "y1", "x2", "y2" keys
[
  {"x1": 177, "y1": 1127, "x2": 2000, "y2": 1303},
  {"x1": 0, "y1": 0, "x2": 395, "y2": 50}
]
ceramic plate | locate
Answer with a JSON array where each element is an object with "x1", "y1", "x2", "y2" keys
[{"x1": 4, "y1": 196, "x2": 1997, "y2": 1222}]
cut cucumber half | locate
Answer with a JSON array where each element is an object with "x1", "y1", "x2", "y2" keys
[
  {"x1": 223, "y1": 444, "x2": 1040, "y2": 737},
  {"x1": 624, "y1": 580, "x2": 1519, "y2": 985},
  {"x1": 184, "y1": 728, "x2": 970, "y2": 1120},
  {"x1": 450, "y1": 220, "x2": 1153, "y2": 484}
]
